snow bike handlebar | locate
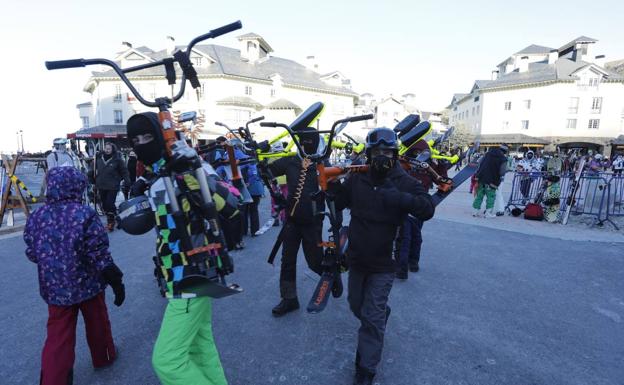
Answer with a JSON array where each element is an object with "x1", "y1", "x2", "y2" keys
[{"x1": 45, "y1": 20, "x2": 242, "y2": 108}]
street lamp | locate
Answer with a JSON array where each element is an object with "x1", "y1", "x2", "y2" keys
[{"x1": 19, "y1": 130, "x2": 24, "y2": 153}]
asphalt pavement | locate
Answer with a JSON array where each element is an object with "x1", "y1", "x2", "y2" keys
[{"x1": 1, "y1": 207, "x2": 623, "y2": 385}]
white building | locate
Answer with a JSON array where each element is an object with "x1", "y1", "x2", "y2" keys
[
  {"x1": 74, "y1": 33, "x2": 358, "y2": 141},
  {"x1": 448, "y1": 36, "x2": 624, "y2": 154}
]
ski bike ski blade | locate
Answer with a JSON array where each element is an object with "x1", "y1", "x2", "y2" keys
[
  {"x1": 430, "y1": 162, "x2": 478, "y2": 207},
  {"x1": 306, "y1": 271, "x2": 335, "y2": 313},
  {"x1": 177, "y1": 275, "x2": 243, "y2": 298},
  {"x1": 255, "y1": 217, "x2": 275, "y2": 235}
]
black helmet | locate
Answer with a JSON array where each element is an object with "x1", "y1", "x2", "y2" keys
[
  {"x1": 365, "y1": 127, "x2": 398, "y2": 158},
  {"x1": 117, "y1": 196, "x2": 155, "y2": 235}
]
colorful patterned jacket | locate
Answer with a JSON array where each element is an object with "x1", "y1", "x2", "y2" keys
[
  {"x1": 146, "y1": 161, "x2": 240, "y2": 298},
  {"x1": 24, "y1": 166, "x2": 114, "y2": 306}
]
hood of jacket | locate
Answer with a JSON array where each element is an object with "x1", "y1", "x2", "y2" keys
[{"x1": 46, "y1": 166, "x2": 87, "y2": 203}]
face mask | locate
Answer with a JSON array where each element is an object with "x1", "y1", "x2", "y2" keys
[
  {"x1": 133, "y1": 140, "x2": 163, "y2": 165},
  {"x1": 370, "y1": 155, "x2": 395, "y2": 178}
]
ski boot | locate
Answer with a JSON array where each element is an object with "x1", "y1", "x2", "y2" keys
[
  {"x1": 396, "y1": 265, "x2": 408, "y2": 280},
  {"x1": 472, "y1": 208, "x2": 483, "y2": 217},
  {"x1": 484, "y1": 209, "x2": 496, "y2": 219},
  {"x1": 353, "y1": 368, "x2": 375, "y2": 385},
  {"x1": 272, "y1": 298, "x2": 300, "y2": 317},
  {"x1": 106, "y1": 214, "x2": 115, "y2": 232}
]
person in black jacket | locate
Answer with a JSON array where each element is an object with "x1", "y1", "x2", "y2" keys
[
  {"x1": 266, "y1": 128, "x2": 332, "y2": 317},
  {"x1": 330, "y1": 127, "x2": 434, "y2": 385},
  {"x1": 122, "y1": 150, "x2": 138, "y2": 200},
  {"x1": 472, "y1": 144, "x2": 508, "y2": 218},
  {"x1": 96, "y1": 142, "x2": 130, "y2": 231}
]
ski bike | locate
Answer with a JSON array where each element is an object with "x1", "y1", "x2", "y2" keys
[
  {"x1": 46, "y1": 20, "x2": 244, "y2": 298},
  {"x1": 260, "y1": 102, "x2": 374, "y2": 313}
]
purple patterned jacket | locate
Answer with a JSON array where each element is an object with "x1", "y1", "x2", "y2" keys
[{"x1": 24, "y1": 166, "x2": 114, "y2": 306}]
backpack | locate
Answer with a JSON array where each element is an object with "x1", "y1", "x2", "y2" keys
[{"x1": 524, "y1": 203, "x2": 544, "y2": 221}]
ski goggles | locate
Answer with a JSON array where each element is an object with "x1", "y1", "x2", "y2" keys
[{"x1": 366, "y1": 129, "x2": 397, "y2": 147}]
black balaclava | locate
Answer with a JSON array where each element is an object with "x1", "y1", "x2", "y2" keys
[
  {"x1": 298, "y1": 128, "x2": 320, "y2": 156},
  {"x1": 126, "y1": 112, "x2": 164, "y2": 165},
  {"x1": 526, "y1": 151, "x2": 534, "y2": 160}
]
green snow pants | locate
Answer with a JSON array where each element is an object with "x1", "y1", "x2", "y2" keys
[
  {"x1": 152, "y1": 297, "x2": 227, "y2": 385},
  {"x1": 473, "y1": 184, "x2": 497, "y2": 210}
]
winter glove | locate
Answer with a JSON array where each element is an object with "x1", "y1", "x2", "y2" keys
[
  {"x1": 378, "y1": 185, "x2": 413, "y2": 211},
  {"x1": 102, "y1": 263, "x2": 125, "y2": 307},
  {"x1": 129, "y1": 178, "x2": 149, "y2": 198}
]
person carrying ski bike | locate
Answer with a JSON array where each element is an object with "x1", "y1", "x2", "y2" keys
[
  {"x1": 329, "y1": 127, "x2": 435, "y2": 385},
  {"x1": 472, "y1": 144, "x2": 508, "y2": 218},
  {"x1": 126, "y1": 112, "x2": 239, "y2": 385}
]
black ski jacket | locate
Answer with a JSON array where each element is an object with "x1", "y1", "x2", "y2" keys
[
  {"x1": 333, "y1": 164, "x2": 434, "y2": 273},
  {"x1": 475, "y1": 148, "x2": 507, "y2": 186},
  {"x1": 269, "y1": 156, "x2": 324, "y2": 224},
  {"x1": 95, "y1": 148, "x2": 130, "y2": 191}
]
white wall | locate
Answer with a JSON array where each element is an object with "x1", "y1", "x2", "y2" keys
[{"x1": 480, "y1": 80, "x2": 624, "y2": 139}]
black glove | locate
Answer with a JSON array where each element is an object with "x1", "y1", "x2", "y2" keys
[
  {"x1": 327, "y1": 179, "x2": 342, "y2": 195},
  {"x1": 102, "y1": 263, "x2": 125, "y2": 307},
  {"x1": 129, "y1": 178, "x2": 149, "y2": 198},
  {"x1": 378, "y1": 184, "x2": 413, "y2": 211}
]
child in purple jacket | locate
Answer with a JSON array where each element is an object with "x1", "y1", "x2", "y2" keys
[{"x1": 24, "y1": 166, "x2": 125, "y2": 385}]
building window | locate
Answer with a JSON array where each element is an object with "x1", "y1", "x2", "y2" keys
[
  {"x1": 474, "y1": 96, "x2": 480, "y2": 102},
  {"x1": 568, "y1": 97, "x2": 579, "y2": 114},
  {"x1": 114, "y1": 110, "x2": 123, "y2": 124},
  {"x1": 523, "y1": 99, "x2": 531, "y2": 109},
  {"x1": 521, "y1": 120, "x2": 529, "y2": 130},
  {"x1": 225, "y1": 108, "x2": 251, "y2": 124},
  {"x1": 588, "y1": 78, "x2": 600, "y2": 87},
  {"x1": 193, "y1": 57, "x2": 202, "y2": 66},
  {"x1": 504, "y1": 101, "x2": 511, "y2": 110},
  {"x1": 502, "y1": 121, "x2": 509, "y2": 130},
  {"x1": 244, "y1": 85, "x2": 252, "y2": 96},
  {"x1": 588, "y1": 119, "x2": 600, "y2": 129},
  {"x1": 113, "y1": 84, "x2": 122, "y2": 103},
  {"x1": 476, "y1": 105, "x2": 480, "y2": 115},
  {"x1": 472, "y1": 107, "x2": 475, "y2": 116},
  {"x1": 591, "y1": 97, "x2": 602, "y2": 113},
  {"x1": 566, "y1": 119, "x2": 577, "y2": 129},
  {"x1": 271, "y1": 88, "x2": 276, "y2": 97},
  {"x1": 81, "y1": 116, "x2": 89, "y2": 128}
]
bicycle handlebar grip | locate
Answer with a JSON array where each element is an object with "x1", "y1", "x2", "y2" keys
[
  {"x1": 350, "y1": 114, "x2": 374, "y2": 122},
  {"x1": 260, "y1": 122, "x2": 278, "y2": 128},
  {"x1": 45, "y1": 59, "x2": 86, "y2": 70},
  {"x1": 249, "y1": 116, "x2": 265, "y2": 124},
  {"x1": 210, "y1": 21, "x2": 243, "y2": 38},
  {"x1": 215, "y1": 121, "x2": 225, "y2": 126}
]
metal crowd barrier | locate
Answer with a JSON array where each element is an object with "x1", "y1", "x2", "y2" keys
[{"x1": 505, "y1": 171, "x2": 616, "y2": 228}]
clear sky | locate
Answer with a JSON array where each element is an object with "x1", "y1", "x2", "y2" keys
[{"x1": 1, "y1": 0, "x2": 623, "y2": 152}]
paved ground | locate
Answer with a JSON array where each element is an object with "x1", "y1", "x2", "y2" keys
[{"x1": 1, "y1": 198, "x2": 623, "y2": 385}]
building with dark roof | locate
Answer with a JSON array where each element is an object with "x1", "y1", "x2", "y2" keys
[
  {"x1": 74, "y1": 32, "x2": 358, "y2": 141},
  {"x1": 448, "y1": 36, "x2": 624, "y2": 155}
]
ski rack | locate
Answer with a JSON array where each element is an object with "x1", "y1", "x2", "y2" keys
[{"x1": 45, "y1": 21, "x2": 244, "y2": 297}]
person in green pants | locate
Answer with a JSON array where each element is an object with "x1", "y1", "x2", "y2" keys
[
  {"x1": 472, "y1": 144, "x2": 508, "y2": 218},
  {"x1": 125, "y1": 112, "x2": 240, "y2": 385}
]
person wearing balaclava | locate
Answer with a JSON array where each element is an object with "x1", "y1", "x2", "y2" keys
[
  {"x1": 328, "y1": 127, "x2": 434, "y2": 385},
  {"x1": 266, "y1": 127, "x2": 331, "y2": 317},
  {"x1": 125, "y1": 112, "x2": 241, "y2": 385},
  {"x1": 95, "y1": 142, "x2": 130, "y2": 231}
]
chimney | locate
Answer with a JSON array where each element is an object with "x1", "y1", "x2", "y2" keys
[
  {"x1": 120, "y1": 41, "x2": 132, "y2": 51},
  {"x1": 518, "y1": 56, "x2": 529, "y2": 73},
  {"x1": 306, "y1": 55, "x2": 319, "y2": 71},
  {"x1": 548, "y1": 49, "x2": 558, "y2": 64},
  {"x1": 595, "y1": 55, "x2": 606, "y2": 67},
  {"x1": 491, "y1": 70, "x2": 499, "y2": 80},
  {"x1": 166, "y1": 36, "x2": 175, "y2": 55}
]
